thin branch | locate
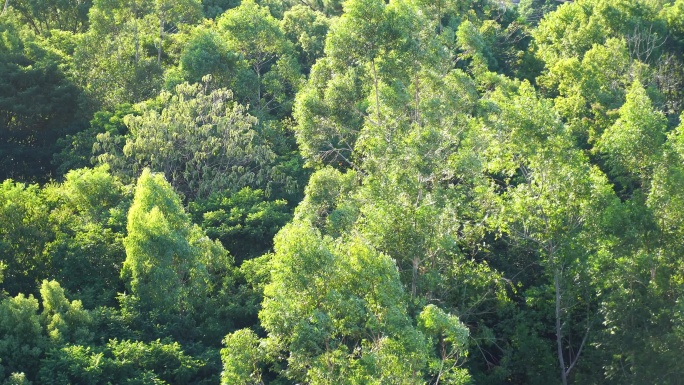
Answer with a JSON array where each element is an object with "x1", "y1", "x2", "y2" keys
[{"x1": 565, "y1": 325, "x2": 590, "y2": 376}]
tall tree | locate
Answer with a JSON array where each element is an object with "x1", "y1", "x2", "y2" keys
[
  {"x1": 216, "y1": 0, "x2": 302, "y2": 118},
  {"x1": 0, "y1": 16, "x2": 82, "y2": 181},
  {"x1": 121, "y1": 169, "x2": 209, "y2": 317},
  {"x1": 43, "y1": 166, "x2": 130, "y2": 308},
  {"x1": 118, "y1": 81, "x2": 278, "y2": 200},
  {"x1": 253, "y1": 222, "x2": 471, "y2": 384},
  {"x1": 8, "y1": 0, "x2": 92, "y2": 35},
  {"x1": 75, "y1": 0, "x2": 199, "y2": 109},
  {"x1": 484, "y1": 82, "x2": 617, "y2": 385},
  {"x1": 0, "y1": 293, "x2": 44, "y2": 381},
  {"x1": 0, "y1": 180, "x2": 52, "y2": 296},
  {"x1": 598, "y1": 80, "x2": 667, "y2": 191}
]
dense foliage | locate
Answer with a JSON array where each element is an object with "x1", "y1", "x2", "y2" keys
[{"x1": 2, "y1": 0, "x2": 684, "y2": 383}]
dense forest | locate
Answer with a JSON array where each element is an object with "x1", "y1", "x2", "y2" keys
[{"x1": 1, "y1": 0, "x2": 684, "y2": 383}]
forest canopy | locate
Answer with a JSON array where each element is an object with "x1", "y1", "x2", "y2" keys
[{"x1": 1, "y1": 0, "x2": 684, "y2": 384}]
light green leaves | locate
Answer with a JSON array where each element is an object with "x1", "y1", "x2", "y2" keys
[
  {"x1": 122, "y1": 169, "x2": 209, "y2": 315},
  {"x1": 121, "y1": 82, "x2": 276, "y2": 200},
  {"x1": 418, "y1": 305, "x2": 470, "y2": 384},
  {"x1": 220, "y1": 329, "x2": 265, "y2": 385},
  {"x1": 40, "y1": 280, "x2": 92, "y2": 345},
  {"x1": 259, "y1": 222, "x2": 427, "y2": 383},
  {"x1": 216, "y1": 0, "x2": 302, "y2": 117},
  {"x1": 598, "y1": 80, "x2": 667, "y2": 183}
]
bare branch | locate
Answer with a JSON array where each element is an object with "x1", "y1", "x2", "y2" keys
[{"x1": 565, "y1": 325, "x2": 590, "y2": 376}]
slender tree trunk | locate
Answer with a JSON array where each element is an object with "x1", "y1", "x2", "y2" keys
[
  {"x1": 135, "y1": 21, "x2": 140, "y2": 63},
  {"x1": 158, "y1": 18, "x2": 164, "y2": 65},
  {"x1": 555, "y1": 268, "x2": 568, "y2": 385},
  {"x1": 257, "y1": 69, "x2": 262, "y2": 112},
  {"x1": 437, "y1": 1, "x2": 443, "y2": 34},
  {"x1": 411, "y1": 257, "x2": 419, "y2": 299},
  {"x1": 371, "y1": 58, "x2": 381, "y2": 124},
  {"x1": 132, "y1": 0, "x2": 140, "y2": 63},
  {"x1": 435, "y1": 335, "x2": 446, "y2": 385},
  {"x1": 1, "y1": 0, "x2": 8, "y2": 16},
  {"x1": 414, "y1": 76, "x2": 421, "y2": 125}
]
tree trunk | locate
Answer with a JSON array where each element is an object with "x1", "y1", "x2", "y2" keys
[
  {"x1": 371, "y1": 58, "x2": 381, "y2": 124},
  {"x1": 257, "y1": 69, "x2": 262, "y2": 112},
  {"x1": 158, "y1": 19, "x2": 164, "y2": 65},
  {"x1": 555, "y1": 269, "x2": 568, "y2": 385},
  {"x1": 135, "y1": 20, "x2": 140, "y2": 63},
  {"x1": 411, "y1": 257, "x2": 419, "y2": 299}
]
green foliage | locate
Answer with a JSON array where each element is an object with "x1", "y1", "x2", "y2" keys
[
  {"x1": 3, "y1": 372, "x2": 31, "y2": 385},
  {"x1": 122, "y1": 169, "x2": 209, "y2": 317},
  {"x1": 220, "y1": 329, "x2": 265, "y2": 385},
  {"x1": 293, "y1": 0, "x2": 432, "y2": 167},
  {"x1": 170, "y1": 25, "x2": 236, "y2": 87},
  {"x1": 260, "y1": 223, "x2": 430, "y2": 383},
  {"x1": 9, "y1": 0, "x2": 92, "y2": 35},
  {"x1": 281, "y1": 5, "x2": 330, "y2": 73},
  {"x1": 516, "y1": 0, "x2": 559, "y2": 25},
  {"x1": 43, "y1": 166, "x2": 129, "y2": 308},
  {"x1": 38, "y1": 339, "x2": 204, "y2": 384},
  {"x1": 258, "y1": 0, "x2": 343, "y2": 18},
  {"x1": 40, "y1": 280, "x2": 92, "y2": 345},
  {"x1": 107, "y1": 339, "x2": 203, "y2": 383},
  {"x1": 119, "y1": 82, "x2": 278, "y2": 200},
  {"x1": 74, "y1": 0, "x2": 201, "y2": 109},
  {"x1": 201, "y1": 0, "x2": 238, "y2": 18},
  {"x1": 482, "y1": 80, "x2": 620, "y2": 385},
  {"x1": 293, "y1": 167, "x2": 358, "y2": 236},
  {"x1": 216, "y1": 0, "x2": 303, "y2": 118},
  {"x1": 598, "y1": 80, "x2": 667, "y2": 187},
  {"x1": 456, "y1": 19, "x2": 496, "y2": 74},
  {"x1": 0, "y1": 180, "x2": 52, "y2": 296},
  {"x1": 0, "y1": 16, "x2": 84, "y2": 181},
  {"x1": 52, "y1": 103, "x2": 138, "y2": 176},
  {"x1": 0, "y1": 293, "x2": 44, "y2": 380},
  {"x1": 534, "y1": 0, "x2": 663, "y2": 66},
  {"x1": 418, "y1": 305, "x2": 471, "y2": 384},
  {"x1": 539, "y1": 37, "x2": 634, "y2": 145},
  {"x1": 292, "y1": 56, "x2": 366, "y2": 167},
  {"x1": 3, "y1": 0, "x2": 684, "y2": 383},
  {"x1": 190, "y1": 187, "x2": 292, "y2": 263}
]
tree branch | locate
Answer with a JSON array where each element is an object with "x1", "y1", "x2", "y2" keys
[{"x1": 565, "y1": 325, "x2": 590, "y2": 376}]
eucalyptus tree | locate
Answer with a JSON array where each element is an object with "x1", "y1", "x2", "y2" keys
[
  {"x1": 590, "y1": 82, "x2": 682, "y2": 384},
  {"x1": 7, "y1": 0, "x2": 91, "y2": 35},
  {"x1": 537, "y1": 38, "x2": 634, "y2": 146},
  {"x1": 0, "y1": 15, "x2": 82, "y2": 181},
  {"x1": 533, "y1": 0, "x2": 677, "y2": 144},
  {"x1": 281, "y1": 4, "x2": 330, "y2": 73},
  {"x1": 294, "y1": 0, "x2": 435, "y2": 167},
  {"x1": 216, "y1": 0, "x2": 302, "y2": 119},
  {"x1": 170, "y1": 25, "x2": 236, "y2": 87},
  {"x1": 39, "y1": 280, "x2": 92, "y2": 345},
  {"x1": 229, "y1": 222, "x2": 472, "y2": 384},
  {"x1": 597, "y1": 80, "x2": 667, "y2": 191},
  {"x1": 483, "y1": 82, "x2": 618, "y2": 385},
  {"x1": 42, "y1": 166, "x2": 130, "y2": 308},
  {"x1": 0, "y1": 293, "x2": 43, "y2": 381},
  {"x1": 74, "y1": 0, "x2": 201, "y2": 109}
]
